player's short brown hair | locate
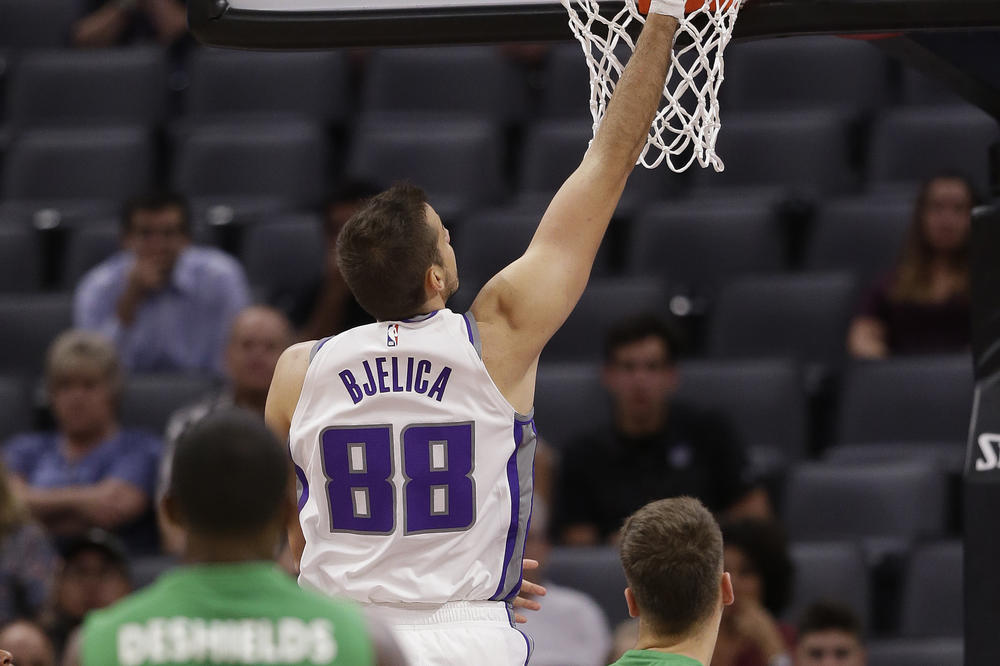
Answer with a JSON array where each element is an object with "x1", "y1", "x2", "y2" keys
[
  {"x1": 336, "y1": 182, "x2": 442, "y2": 321},
  {"x1": 619, "y1": 497, "x2": 724, "y2": 637}
]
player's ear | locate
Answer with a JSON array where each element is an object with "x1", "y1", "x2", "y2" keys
[
  {"x1": 721, "y1": 571, "x2": 734, "y2": 606},
  {"x1": 624, "y1": 587, "x2": 640, "y2": 619}
]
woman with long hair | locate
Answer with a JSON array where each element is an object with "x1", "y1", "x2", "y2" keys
[{"x1": 848, "y1": 173, "x2": 978, "y2": 358}]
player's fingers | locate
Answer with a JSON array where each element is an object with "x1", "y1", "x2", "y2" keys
[
  {"x1": 520, "y1": 580, "x2": 546, "y2": 597},
  {"x1": 512, "y1": 595, "x2": 542, "y2": 611},
  {"x1": 514, "y1": 613, "x2": 528, "y2": 624},
  {"x1": 522, "y1": 558, "x2": 540, "y2": 571}
]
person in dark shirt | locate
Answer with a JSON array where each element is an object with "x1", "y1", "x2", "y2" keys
[
  {"x1": 848, "y1": 173, "x2": 977, "y2": 359},
  {"x1": 555, "y1": 314, "x2": 770, "y2": 546}
]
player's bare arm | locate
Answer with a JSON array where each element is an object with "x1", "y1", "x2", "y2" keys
[
  {"x1": 471, "y1": 11, "x2": 681, "y2": 412},
  {"x1": 265, "y1": 340, "x2": 315, "y2": 563}
]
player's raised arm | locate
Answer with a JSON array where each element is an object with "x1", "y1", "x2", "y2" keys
[{"x1": 471, "y1": 6, "x2": 681, "y2": 372}]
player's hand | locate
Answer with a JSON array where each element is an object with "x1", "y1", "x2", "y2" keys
[{"x1": 512, "y1": 558, "x2": 546, "y2": 624}]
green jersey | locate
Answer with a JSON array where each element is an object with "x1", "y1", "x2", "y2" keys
[
  {"x1": 82, "y1": 562, "x2": 375, "y2": 666},
  {"x1": 610, "y1": 650, "x2": 704, "y2": 666}
]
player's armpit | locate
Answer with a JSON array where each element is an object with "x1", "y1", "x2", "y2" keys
[{"x1": 265, "y1": 340, "x2": 314, "y2": 441}]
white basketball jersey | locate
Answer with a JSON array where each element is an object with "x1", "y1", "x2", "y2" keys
[{"x1": 289, "y1": 309, "x2": 535, "y2": 605}]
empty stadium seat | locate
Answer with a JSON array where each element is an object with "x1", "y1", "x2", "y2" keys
[
  {"x1": 347, "y1": 117, "x2": 504, "y2": 219},
  {"x1": 724, "y1": 36, "x2": 891, "y2": 114},
  {"x1": 171, "y1": 121, "x2": 327, "y2": 207},
  {"x1": 60, "y1": 223, "x2": 120, "y2": 289},
  {"x1": 241, "y1": 216, "x2": 326, "y2": 296},
  {"x1": 900, "y1": 68, "x2": 968, "y2": 107},
  {"x1": 675, "y1": 358, "x2": 807, "y2": 464},
  {"x1": 783, "y1": 462, "x2": 947, "y2": 542},
  {"x1": 184, "y1": 48, "x2": 350, "y2": 123},
  {"x1": 824, "y1": 442, "x2": 965, "y2": 474},
  {"x1": 867, "y1": 107, "x2": 999, "y2": 193},
  {"x1": 544, "y1": 278, "x2": 667, "y2": 363},
  {"x1": 707, "y1": 273, "x2": 857, "y2": 374},
  {"x1": 361, "y1": 47, "x2": 526, "y2": 123},
  {"x1": 0, "y1": 226, "x2": 42, "y2": 292},
  {"x1": 533, "y1": 363, "x2": 608, "y2": 450},
  {"x1": 119, "y1": 374, "x2": 218, "y2": 433},
  {"x1": 540, "y1": 44, "x2": 595, "y2": 119},
  {"x1": 692, "y1": 111, "x2": 857, "y2": 194},
  {"x1": 803, "y1": 194, "x2": 912, "y2": 284},
  {"x1": 0, "y1": 200, "x2": 119, "y2": 229},
  {"x1": 2, "y1": 127, "x2": 153, "y2": 202},
  {"x1": 6, "y1": 48, "x2": 166, "y2": 127},
  {"x1": 836, "y1": 355, "x2": 972, "y2": 446},
  {"x1": 0, "y1": 294, "x2": 73, "y2": 375},
  {"x1": 784, "y1": 540, "x2": 870, "y2": 631},
  {"x1": 899, "y1": 541, "x2": 963, "y2": 638},
  {"x1": 627, "y1": 200, "x2": 784, "y2": 297},
  {"x1": 0, "y1": 0, "x2": 77, "y2": 48},
  {"x1": 0, "y1": 376, "x2": 31, "y2": 442},
  {"x1": 867, "y1": 638, "x2": 962, "y2": 666},
  {"x1": 545, "y1": 547, "x2": 630, "y2": 626}
]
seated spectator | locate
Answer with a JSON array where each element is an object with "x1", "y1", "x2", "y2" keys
[
  {"x1": 794, "y1": 602, "x2": 866, "y2": 666},
  {"x1": 74, "y1": 192, "x2": 251, "y2": 376},
  {"x1": 40, "y1": 530, "x2": 131, "y2": 657},
  {"x1": 610, "y1": 496, "x2": 734, "y2": 666},
  {"x1": 0, "y1": 620, "x2": 55, "y2": 666},
  {"x1": 72, "y1": 0, "x2": 187, "y2": 48},
  {"x1": 158, "y1": 305, "x2": 293, "y2": 553},
  {"x1": 554, "y1": 315, "x2": 770, "y2": 546},
  {"x1": 0, "y1": 463, "x2": 56, "y2": 627},
  {"x1": 3, "y1": 331, "x2": 161, "y2": 555},
  {"x1": 848, "y1": 174, "x2": 977, "y2": 359},
  {"x1": 520, "y1": 500, "x2": 612, "y2": 666},
  {"x1": 712, "y1": 519, "x2": 795, "y2": 666},
  {"x1": 274, "y1": 181, "x2": 380, "y2": 341}
]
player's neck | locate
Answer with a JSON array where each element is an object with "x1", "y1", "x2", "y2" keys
[
  {"x1": 183, "y1": 531, "x2": 277, "y2": 565},
  {"x1": 634, "y1": 618, "x2": 716, "y2": 666}
]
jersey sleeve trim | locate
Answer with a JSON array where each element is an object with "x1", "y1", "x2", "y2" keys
[
  {"x1": 461, "y1": 310, "x2": 483, "y2": 358},
  {"x1": 309, "y1": 336, "x2": 334, "y2": 363}
]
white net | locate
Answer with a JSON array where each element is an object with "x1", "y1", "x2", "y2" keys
[{"x1": 561, "y1": 0, "x2": 745, "y2": 172}]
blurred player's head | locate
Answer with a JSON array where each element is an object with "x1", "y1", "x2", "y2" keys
[
  {"x1": 336, "y1": 182, "x2": 459, "y2": 321},
  {"x1": 121, "y1": 191, "x2": 192, "y2": 271},
  {"x1": 721, "y1": 518, "x2": 794, "y2": 617},
  {"x1": 56, "y1": 530, "x2": 132, "y2": 621},
  {"x1": 795, "y1": 602, "x2": 866, "y2": 666},
  {"x1": 601, "y1": 314, "x2": 681, "y2": 434},
  {"x1": 45, "y1": 330, "x2": 122, "y2": 442},
  {"x1": 225, "y1": 306, "x2": 293, "y2": 402},
  {"x1": 164, "y1": 408, "x2": 291, "y2": 559},
  {"x1": 0, "y1": 621, "x2": 55, "y2": 666},
  {"x1": 619, "y1": 497, "x2": 732, "y2": 648}
]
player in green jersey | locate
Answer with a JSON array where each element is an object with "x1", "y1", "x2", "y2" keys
[
  {"x1": 72, "y1": 408, "x2": 407, "y2": 666},
  {"x1": 610, "y1": 497, "x2": 734, "y2": 666}
]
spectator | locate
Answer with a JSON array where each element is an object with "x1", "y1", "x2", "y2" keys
[
  {"x1": 611, "y1": 496, "x2": 734, "y2": 666},
  {"x1": 274, "y1": 181, "x2": 380, "y2": 341},
  {"x1": 41, "y1": 530, "x2": 131, "y2": 657},
  {"x1": 3, "y1": 331, "x2": 161, "y2": 555},
  {"x1": 0, "y1": 620, "x2": 55, "y2": 666},
  {"x1": 0, "y1": 463, "x2": 57, "y2": 627},
  {"x1": 794, "y1": 602, "x2": 866, "y2": 666},
  {"x1": 554, "y1": 314, "x2": 770, "y2": 545},
  {"x1": 848, "y1": 174, "x2": 977, "y2": 359},
  {"x1": 158, "y1": 305, "x2": 293, "y2": 553},
  {"x1": 72, "y1": 0, "x2": 187, "y2": 48},
  {"x1": 712, "y1": 519, "x2": 795, "y2": 666},
  {"x1": 520, "y1": 500, "x2": 612, "y2": 666},
  {"x1": 74, "y1": 192, "x2": 251, "y2": 376}
]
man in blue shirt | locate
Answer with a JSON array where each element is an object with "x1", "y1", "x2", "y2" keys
[{"x1": 73, "y1": 192, "x2": 250, "y2": 376}]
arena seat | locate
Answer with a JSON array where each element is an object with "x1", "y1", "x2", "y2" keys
[
  {"x1": 899, "y1": 540, "x2": 963, "y2": 638},
  {"x1": 0, "y1": 294, "x2": 73, "y2": 375},
  {"x1": 0, "y1": 226, "x2": 42, "y2": 292},
  {"x1": 533, "y1": 362, "x2": 608, "y2": 450},
  {"x1": 60, "y1": 223, "x2": 120, "y2": 289},
  {"x1": 0, "y1": 0, "x2": 77, "y2": 48},
  {"x1": 241, "y1": 216, "x2": 326, "y2": 297},
  {"x1": 361, "y1": 47, "x2": 526, "y2": 123},
  {"x1": 545, "y1": 546, "x2": 630, "y2": 627},
  {"x1": 119, "y1": 374, "x2": 219, "y2": 434},
  {"x1": 185, "y1": 48, "x2": 350, "y2": 124},
  {"x1": 0, "y1": 376, "x2": 32, "y2": 442},
  {"x1": 171, "y1": 120, "x2": 327, "y2": 207},
  {"x1": 867, "y1": 638, "x2": 962, "y2": 666},
  {"x1": 784, "y1": 540, "x2": 871, "y2": 632},
  {"x1": 900, "y1": 68, "x2": 967, "y2": 107},
  {"x1": 6, "y1": 47, "x2": 166, "y2": 128},
  {"x1": 824, "y1": 442, "x2": 965, "y2": 474},
  {"x1": 539, "y1": 44, "x2": 595, "y2": 119},
  {"x1": 836, "y1": 355, "x2": 973, "y2": 446},
  {"x1": 2, "y1": 127, "x2": 153, "y2": 202},
  {"x1": 783, "y1": 462, "x2": 947, "y2": 542}
]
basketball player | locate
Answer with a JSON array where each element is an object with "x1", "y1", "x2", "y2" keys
[
  {"x1": 612, "y1": 497, "x2": 734, "y2": 666},
  {"x1": 74, "y1": 409, "x2": 407, "y2": 665},
  {"x1": 265, "y1": 2, "x2": 686, "y2": 663}
]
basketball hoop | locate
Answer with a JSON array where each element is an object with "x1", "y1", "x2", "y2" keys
[{"x1": 562, "y1": 0, "x2": 746, "y2": 172}]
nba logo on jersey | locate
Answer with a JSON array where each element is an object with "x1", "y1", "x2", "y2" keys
[{"x1": 386, "y1": 324, "x2": 399, "y2": 347}]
